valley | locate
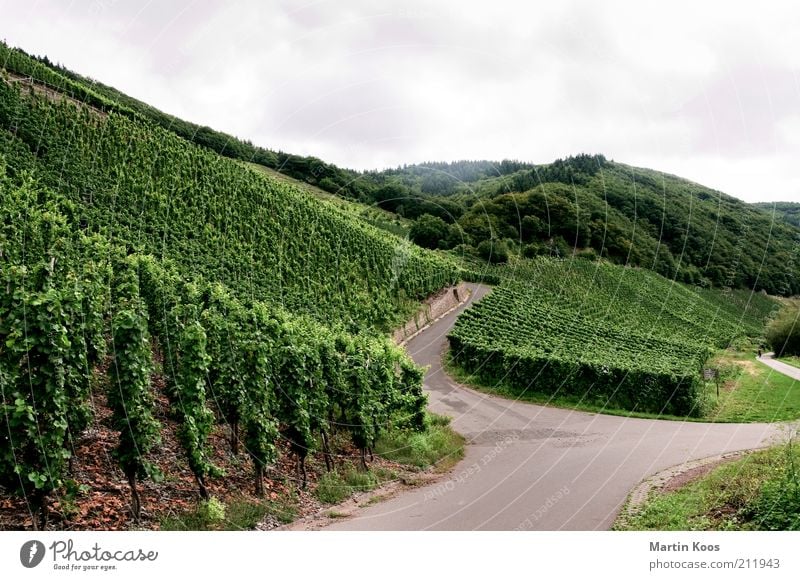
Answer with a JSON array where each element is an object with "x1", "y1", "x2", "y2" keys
[{"x1": 2, "y1": 40, "x2": 800, "y2": 532}]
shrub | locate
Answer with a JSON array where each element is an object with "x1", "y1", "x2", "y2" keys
[{"x1": 766, "y1": 304, "x2": 800, "y2": 357}]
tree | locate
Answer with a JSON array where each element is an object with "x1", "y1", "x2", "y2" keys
[
  {"x1": 477, "y1": 239, "x2": 509, "y2": 264},
  {"x1": 521, "y1": 214, "x2": 544, "y2": 242},
  {"x1": 371, "y1": 183, "x2": 407, "y2": 213},
  {"x1": 410, "y1": 214, "x2": 449, "y2": 249},
  {"x1": 766, "y1": 304, "x2": 800, "y2": 357}
]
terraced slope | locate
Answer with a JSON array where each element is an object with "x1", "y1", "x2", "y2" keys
[
  {"x1": 0, "y1": 47, "x2": 459, "y2": 527},
  {"x1": 244, "y1": 163, "x2": 411, "y2": 238},
  {"x1": 449, "y1": 259, "x2": 778, "y2": 416},
  {"x1": 0, "y1": 71, "x2": 458, "y2": 331}
]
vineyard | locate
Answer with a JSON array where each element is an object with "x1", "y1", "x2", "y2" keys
[
  {"x1": 0, "y1": 47, "x2": 459, "y2": 529},
  {"x1": 0, "y1": 40, "x2": 789, "y2": 532},
  {"x1": 449, "y1": 259, "x2": 778, "y2": 416},
  {"x1": 0, "y1": 70, "x2": 461, "y2": 330}
]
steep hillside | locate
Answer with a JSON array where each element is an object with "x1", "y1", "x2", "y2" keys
[
  {"x1": 449, "y1": 258, "x2": 778, "y2": 416},
  {"x1": 5, "y1": 43, "x2": 793, "y2": 297},
  {"x1": 0, "y1": 73, "x2": 458, "y2": 331},
  {"x1": 391, "y1": 155, "x2": 800, "y2": 296},
  {"x1": 244, "y1": 163, "x2": 411, "y2": 238},
  {"x1": 0, "y1": 47, "x2": 460, "y2": 529},
  {"x1": 0, "y1": 42, "x2": 376, "y2": 202},
  {"x1": 753, "y1": 201, "x2": 800, "y2": 228},
  {"x1": 0, "y1": 40, "x2": 792, "y2": 531}
]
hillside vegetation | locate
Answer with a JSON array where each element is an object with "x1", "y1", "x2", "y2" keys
[
  {"x1": 397, "y1": 155, "x2": 800, "y2": 296},
  {"x1": 0, "y1": 41, "x2": 793, "y2": 531},
  {"x1": 5, "y1": 43, "x2": 797, "y2": 296},
  {"x1": 244, "y1": 163, "x2": 411, "y2": 238},
  {"x1": 615, "y1": 442, "x2": 800, "y2": 530},
  {"x1": 754, "y1": 201, "x2": 800, "y2": 228},
  {"x1": 0, "y1": 46, "x2": 459, "y2": 529},
  {"x1": 0, "y1": 42, "x2": 378, "y2": 201},
  {"x1": 766, "y1": 301, "x2": 800, "y2": 357},
  {"x1": 0, "y1": 71, "x2": 458, "y2": 330},
  {"x1": 449, "y1": 258, "x2": 777, "y2": 416}
]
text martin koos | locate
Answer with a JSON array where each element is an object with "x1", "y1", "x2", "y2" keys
[{"x1": 650, "y1": 541, "x2": 721, "y2": 552}]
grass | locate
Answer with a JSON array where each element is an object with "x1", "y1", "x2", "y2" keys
[
  {"x1": 614, "y1": 441, "x2": 800, "y2": 530},
  {"x1": 159, "y1": 493, "x2": 299, "y2": 530},
  {"x1": 777, "y1": 356, "x2": 800, "y2": 370},
  {"x1": 362, "y1": 493, "x2": 390, "y2": 507},
  {"x1": 160, "y1": 414, "x2": 466, "y2": 524},
  {"x1": 444, "y1": 347, "x2": 800, "y2": 424},
  {"x1": 314, "y1": 467, "x2": 394, "y2": 504},
  {"x1": 374, "y1": 413, "x2": 465, "y2": 471},
  {"x1": 264, "y1": 491, "x2": 300, "y2": 524},
  {"x1": 313, "y1": 412, "x2": 465, "y2": 505},
  {"x1": 704, "y1": 350, "x2": 800, "y2": 422}
]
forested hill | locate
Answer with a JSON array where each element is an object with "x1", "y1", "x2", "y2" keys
[
  {"x1": 753, "y1": 201, "x2": 800, "y2": 228},
  {"x1": 386, "y1": 155, "x2": 800, "y2": 296}
]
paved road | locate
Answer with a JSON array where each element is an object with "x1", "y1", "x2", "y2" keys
[
  {"x1": 760, "y1": 352, "x2": 800, "y2": 381},
  {"x1": 327, "y1": 284, "x2": 792, "y2": 530}
]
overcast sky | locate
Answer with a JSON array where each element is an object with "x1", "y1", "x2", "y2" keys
[{"x1": 2, "y1": 0, "x2": 800, "y2": 202}]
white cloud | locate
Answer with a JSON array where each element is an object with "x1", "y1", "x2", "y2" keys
[{"x1": 1, "y1": 0, "x2": 799, "y2": 202}]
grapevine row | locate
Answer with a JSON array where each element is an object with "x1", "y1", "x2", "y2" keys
[
  {"x1": 449, "y1": 258, "x2": 777, "y2": 416},
  {"x1": 0, "y1": 73, "x2": 460, "y2": 332},
  {"x1": 0, "y1": 174, "x2": 428, "y2": 527}
]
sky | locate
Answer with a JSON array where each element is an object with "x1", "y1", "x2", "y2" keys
[{"x1": 2, "y1": 0, "x2": 800, "y2": 203}]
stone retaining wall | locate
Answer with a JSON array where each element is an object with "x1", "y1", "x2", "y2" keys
[{"x1": 392, "y1": 282, "x2": 470, "y2": 344}]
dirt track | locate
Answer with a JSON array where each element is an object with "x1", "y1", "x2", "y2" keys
[{"x1": 324, "y1": 284, "x2": 791, "y2": 530}]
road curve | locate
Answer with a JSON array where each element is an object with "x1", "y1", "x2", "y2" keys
[
  {"x1": 327, "y1": 283, "x2": 790, "y2": 530},
  {"x1": 759, "y1": 352, "x2": 800, "y2": 381}
]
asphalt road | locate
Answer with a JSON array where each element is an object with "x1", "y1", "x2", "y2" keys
[
  {"x1": 327, "y1": 284, "x2": 791, "y2": 530},
  {"x1": 759, "y1": 352, "x2": 800, "y2": 381}
]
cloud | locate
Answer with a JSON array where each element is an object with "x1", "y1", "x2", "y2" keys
[{"x1": 1, "y1": 0, "x2": 799, "y2": 202}]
